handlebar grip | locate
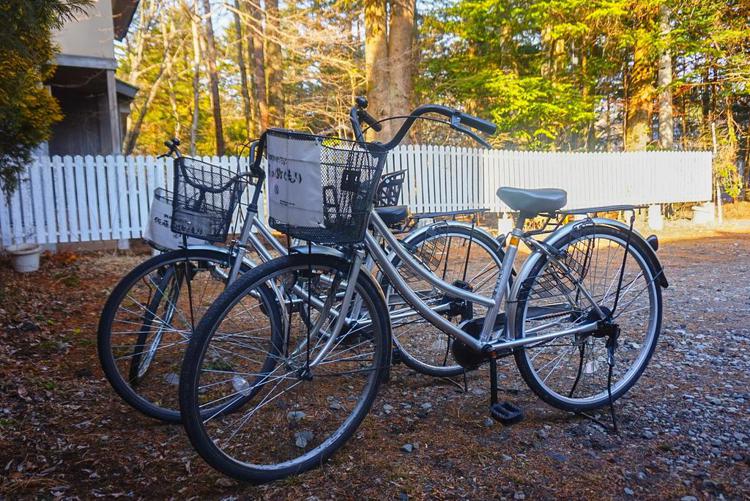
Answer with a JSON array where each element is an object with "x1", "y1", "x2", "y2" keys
[
  {"x1": 458, "y1": 113, "x2": 497, "y2": 135},
  {"x1": 359, "y1": 109, "x2": 383, "y2": 132}
]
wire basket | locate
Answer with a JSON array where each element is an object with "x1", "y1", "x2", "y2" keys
[
  {"x1": 519, "y1": 236, "x2": 595, "y2": 302},
  {"x1": 171, "y1": 157, "x2": 246, "y2": 242},
  {"x1": 375, "y1": 169, "x2": 406, "y2": 208},
  {"x1": 266, "y1": 129, "x2": 387, "y2": 244}
]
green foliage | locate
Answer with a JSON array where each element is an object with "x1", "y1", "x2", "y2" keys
[
  {"x1": 419, "y1": 0, "x2": 605, "y2": 150},
  {"x1": 420, "y1": 0, "x2": 750, "y2": 160},
  {"x1": 0, "y1": 0, "x2": 91, "y2": 197},
  {"x1": 121, "y1": 0, "x2": 749, "y2": 196}
]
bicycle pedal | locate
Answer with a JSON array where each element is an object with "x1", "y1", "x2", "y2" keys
[{"x1": 490, "y1": 401, "x2": 524, "y2": 425}]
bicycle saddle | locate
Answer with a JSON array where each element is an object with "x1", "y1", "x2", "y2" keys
[
  {"x1": 375, "y1": 205, "x2": 408, "y2": 227},
  {"x1": 496, "y1": 187, "x2": 567, "y2": 215}
]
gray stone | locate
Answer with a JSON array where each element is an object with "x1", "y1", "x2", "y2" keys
[
  {"x1": 287, "y1": 411, "x2": 305, "y2": 424},
  {"x1": 547, "y1": 451, "x2": 567, "y2": 462},
  {"x1": 295, "y1": 430, "x2": 313, "y2": 448},
  {"x1": 401, "y1": 443, "x2": 414, "y2": 453},
  {"x1": 329, "y1": 400, "x2": 344, "y2": 411}
]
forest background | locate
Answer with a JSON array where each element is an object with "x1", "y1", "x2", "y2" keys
[{"x1": 118, "y1": 0, "x2": 749, "y2": 198}]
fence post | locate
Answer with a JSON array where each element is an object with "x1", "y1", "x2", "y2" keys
[{"x1": 648, "y1": 204, "x2": 663, "y2": 230}]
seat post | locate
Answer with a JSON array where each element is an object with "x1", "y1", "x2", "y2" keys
[
  {"x1": 479, "y1": 211, "x2": 528, "y2": 343},
  {"x1": 515, "y1": 212, "x2": 529, "y2": 231}
]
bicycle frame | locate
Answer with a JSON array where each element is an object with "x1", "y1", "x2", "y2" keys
[{"x1": 363, "y1": 211, "x2": 604, "y2": 357}]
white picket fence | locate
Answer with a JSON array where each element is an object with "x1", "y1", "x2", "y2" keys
[{"x1": 0, "y1": 147, "x2": 712, "y2": 248}]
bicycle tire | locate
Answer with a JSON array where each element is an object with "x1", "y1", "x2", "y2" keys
[
  {"x1": 383, "y1": 223, "x2": 505, "y2": 377},
  {"x1": 180, "y1": 253, "x2": 389, "y2": 483},
  {"x1": 512, "y1": 224, "x2": 663, "y2": 412},
  {"x1": 98, "y1": 248, "x2": 250, "y2": 423}
]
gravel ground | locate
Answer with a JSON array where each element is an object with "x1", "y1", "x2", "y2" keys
[{"x1": 0, "y1": 230, "x2": 749, "y2": 499}]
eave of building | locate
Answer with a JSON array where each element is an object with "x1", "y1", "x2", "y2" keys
[
  {"x1": 55, "y1": 54, "x2": 117, "y2": 70},
  {"x1": 116, "y1": 79, "x2": 139, "y2": 100},
  {"x1": 112, "y1": 0, "x2": 140, "y2": 40}
]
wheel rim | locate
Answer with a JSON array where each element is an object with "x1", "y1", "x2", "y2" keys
[
  {"x1": 388, "y1": 228, "x2": 503, "y2": 373},
  {"x1": 518, "y1": 232, "x2": 659, "y2": 406},
  {"x1": 106, "y1": 256, "x2": 230, "y2": 413},
  {"x1": 190, "y1": 262, "x2": 382, "y2": 472}
]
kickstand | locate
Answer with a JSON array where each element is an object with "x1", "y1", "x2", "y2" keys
[
  {"x1": 488, "y1": 356, "x2": 523, "y2": 425},
  {"x1": 574, "y1": 331, "x2": 620, "y2": 434}
]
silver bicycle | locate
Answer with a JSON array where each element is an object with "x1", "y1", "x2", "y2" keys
[
  {"x1": 98, "y1": 128, "x2": 504, "y2": 422},
  {"x1": 178, "y1": 100, "x2": 667, "y2": 483}
]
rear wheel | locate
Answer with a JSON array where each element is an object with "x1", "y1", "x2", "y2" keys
[
  {"x1": 180, "y1": 253, "x2": 389, "y2": 483},
  {"x1": 513, "y1": 225, "x2": 662, "y2": 412},
  {"x1": 384, "y1": 223, "x2": 505, "y2": 377}
]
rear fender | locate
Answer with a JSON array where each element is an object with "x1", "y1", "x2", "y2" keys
[{"x1": 543, "y1": 218, "x2": 668, "y2": 288}]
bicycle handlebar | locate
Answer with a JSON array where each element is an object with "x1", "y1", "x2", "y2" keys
[
  {"x1": 350, "y1": 98, "x2": 497, "y2": 150},
  {"x1": 456, "y1": 113, "x2": 496, "y2": 136},
  {"x1": 157, "y1": 136, "x2": 265, "y2": 187},
  {"x1": 354, "y1": 97, "x2": 383, "y2": 132},
  {"x1": 158, "y1": 138, "x2": 182, "y2": 159}
]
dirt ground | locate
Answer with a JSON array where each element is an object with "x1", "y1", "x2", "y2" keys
[{"x1": 1, "y1": 221, "x2": 749, "y2": 500}]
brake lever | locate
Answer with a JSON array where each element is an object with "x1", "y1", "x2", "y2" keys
[
  {"x1": 449, "y1": 114, "x2": 492, "y2": 148},
  {"x1": 451, "y1": 121, "x2": 491, "y2": 149}
]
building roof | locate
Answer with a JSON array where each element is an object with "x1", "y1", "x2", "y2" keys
[
  {"x1": 112, "y1": 0, "x2": 140, "y2": 40},
  {"x1": 116, "y1": 79, "x2": 139, "y2": 100}
]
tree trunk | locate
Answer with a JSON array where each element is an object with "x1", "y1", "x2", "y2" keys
[
  {"x1": 248, "y1": 0, "x2": 269, "y2": 130},
  {"x1": 189, "y1": 0, "x2": 201, "y2": 155},
  {"x1": 124, "y1": 10, "x2": 176, "y2": 154},
  {"x1": 163, "y1": 20, "x2": 181, "y2": 139},
  {"x1": 681, "y1": 92, "x2": 687, "y2": 149},
  {"x1": 265, "y1": 0, "x2": 284, "y2": 127},
  {"x1": 657, "y1": 4, "x2": 674, "y2": 149},
  {"x1": 201, "y1": 0, "x2": 225, "y2": 155},
  {"x1": 124, "y1": 0, "x2": 154, "y2": 145},
  {"x1": 388, "y1": 0, "x2": 416, "y2": 142},
  {"x1": 364, "y1": 0, "x2": 389, "y2": 140},
  {"x1": 124, "y1": 64, "x2": 168, "y2": 154},
  {"x1": 233, "y1": 0, "x2": 253, "y2": 138},
  {"x1": 605, "y1": 93, "x2": 612, "y2": 152},
  {"x1": 625, "y1": 40, "x2": 654, "y2": 151}
]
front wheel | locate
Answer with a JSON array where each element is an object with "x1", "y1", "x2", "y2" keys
[
  {"x1": 97, "y1": 248, "x2": 248, "y2": 423},
  {"x1": 180, "y1": 253, "x2": 389, "y2": 483},
  {"x1": 512, "y1": 224, "x2": 663, "y2": 412}
]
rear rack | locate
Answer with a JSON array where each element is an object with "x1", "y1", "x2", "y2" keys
[
  {"x1": 522, "y1": 205, "x2": 647, "y2": 237},
  {"x1": 411, "y1": 208, "x2": 489, "y2": 220},
  {"x1": 556, "y1": 204, "x2": 647, "y2": 215}
]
